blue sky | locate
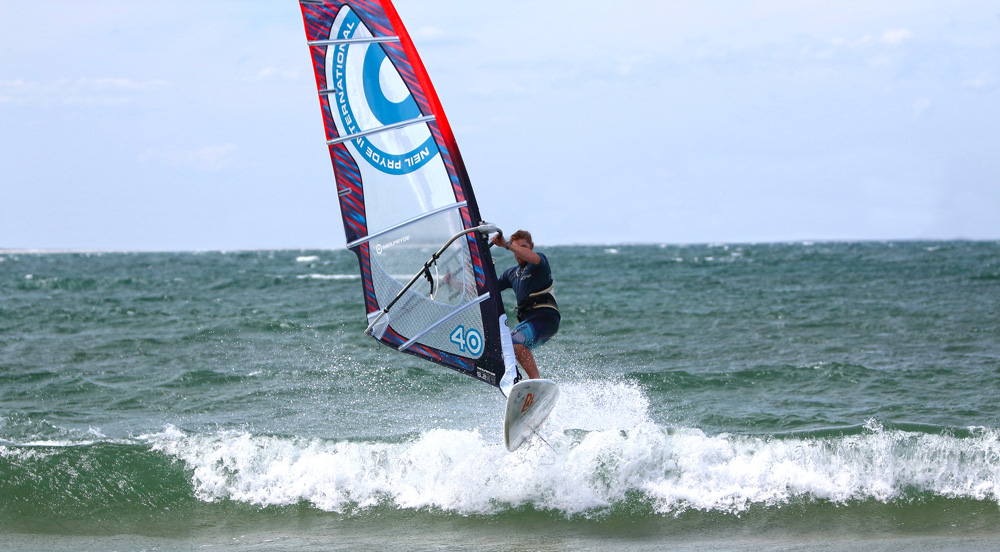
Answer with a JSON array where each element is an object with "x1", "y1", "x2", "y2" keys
[{"x1": 2, "y1": 1, "x2": 998, "y2": 250}]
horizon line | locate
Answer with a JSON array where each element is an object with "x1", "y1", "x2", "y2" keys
[{"x1": 3, "y1": 237, "x2": 997, "y2": 255}]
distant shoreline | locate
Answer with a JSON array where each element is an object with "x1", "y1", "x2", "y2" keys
[{"x1": 2, "y1": 238, "x2": 997, "y2": 255}]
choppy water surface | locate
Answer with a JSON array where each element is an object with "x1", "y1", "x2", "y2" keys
[{"x1": 2, "y1": 242, "x2": 999, "y2": 550}]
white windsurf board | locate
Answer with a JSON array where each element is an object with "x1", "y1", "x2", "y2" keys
[{"x1": 504, "y1": 379, "x2": 559, "y2": 451}]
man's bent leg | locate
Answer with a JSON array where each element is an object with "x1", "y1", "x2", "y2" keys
[{"x1": 514, "y1": 344, "x2": 540, "y2": 379}]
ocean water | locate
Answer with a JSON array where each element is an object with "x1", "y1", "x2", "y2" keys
[{"x1": 2, "y1": 241, "x2": 999, "y2": 551}]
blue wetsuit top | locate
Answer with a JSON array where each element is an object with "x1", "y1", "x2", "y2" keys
[{"x1": 497, "y1": 253, "x2": 560, "y2": 322}]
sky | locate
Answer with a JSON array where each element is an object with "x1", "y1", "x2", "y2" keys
[{"x1": 2, "y1": 1, "x2": 999, "y2": 250}]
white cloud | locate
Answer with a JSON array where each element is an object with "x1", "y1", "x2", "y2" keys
[
  {"x1": 408, "y1": 25, "x2": 473, "y2": 48},
  {"x1": 0, "y1": 77, "x2": 167, "y2": 106},
  {"x1": 139, "y1": 144, "x2": 239, "y2": 172},
  {"x1": 243, "y1": 67, "x2": 300, "y2": 82},
  {"x1": 832, "y1": 29, "x2": 912, "y2": 50},
  {"x1": 832, "y1": 36, "x2": 873, "y2": 48},
  {"x1": 881, "y1": 29, "x2": 914, "y2": 45},
  {"x1": 912, "y1": 97, "x2": 933, "y2": 118},
  {"x1": 88, "y1": 77, "x2": 167, "y2": 90},
  {"x1": 411, "y1": 26, "x2": 447, "y2": 41},
  {"x1": 963, "y1": 72, "x2": 998, "y2": 93}
]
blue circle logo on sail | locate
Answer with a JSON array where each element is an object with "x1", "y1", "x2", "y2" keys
[
  {"x1": 362, "y1": 46, "x2": 420, "y2": 125},
  {"x1": 330, "y1": 11, "x2": 437, "y2": 175}
]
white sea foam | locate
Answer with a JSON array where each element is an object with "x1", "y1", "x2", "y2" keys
[
  {"x1": 295, "y1": 274, "x2": 360, "y2": 280},
  {"x1": 0, "y1": 445, "x2": 49, "y2": 461},
  {"x1": 296, "y1": 255, "x2": 320, "y2": 263},
  {"x1": 141, "y1": 384, "x2": 1000, "y2": 516},
  {"x1": 0, "y1": 439, "x2": 99, "y2": 449}
]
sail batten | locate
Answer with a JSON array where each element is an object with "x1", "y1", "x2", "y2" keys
[
  {"x1": 308, "y1": 36, "x2": 400, "y2": 46},
  {"x1": 346, "y1": 201, "x2": 468, "y2": 250},
  {"x1": 300, "y1": 0, "x2": 517, "y2": 392},
  {"x1": 399, "y1": 293, "x2": 491, "y2": 352},
  {"x1": 325, "y1": 115, "x2": 436, "y2": 146}
]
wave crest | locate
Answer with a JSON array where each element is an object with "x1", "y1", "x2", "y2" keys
[{"x1": 138, "y1": 382, "x2": 1000, "y2": 516}]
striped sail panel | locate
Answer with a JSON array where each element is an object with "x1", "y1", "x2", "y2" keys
[{"x1": 300, "y1": 0, "x2": 511, "y2": 388}]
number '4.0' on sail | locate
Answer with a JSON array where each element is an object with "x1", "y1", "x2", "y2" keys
[{"x1": 298, "y1": 0, "x2": 530, "y2": 399}]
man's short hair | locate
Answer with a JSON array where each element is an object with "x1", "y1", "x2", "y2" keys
[{"x1": 509, "y1": 230, "x2": 533, "y2": 245}]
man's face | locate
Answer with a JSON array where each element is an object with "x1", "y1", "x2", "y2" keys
[{"x1": 512, "y1": 238, "x2": 532, "y2": 264}]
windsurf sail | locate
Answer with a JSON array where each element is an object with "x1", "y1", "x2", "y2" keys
[{"x1": 299, "y1": 0, "x2": 518, "y2": 394}]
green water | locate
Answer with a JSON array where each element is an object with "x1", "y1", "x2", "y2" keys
[{"x1": 2, "y1": 242, "x2": 999, "y2": 549}]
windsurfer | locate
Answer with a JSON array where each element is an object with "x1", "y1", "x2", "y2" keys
[{"x1": 490, "y1": 230, "x2": 559, "y2": 380}]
